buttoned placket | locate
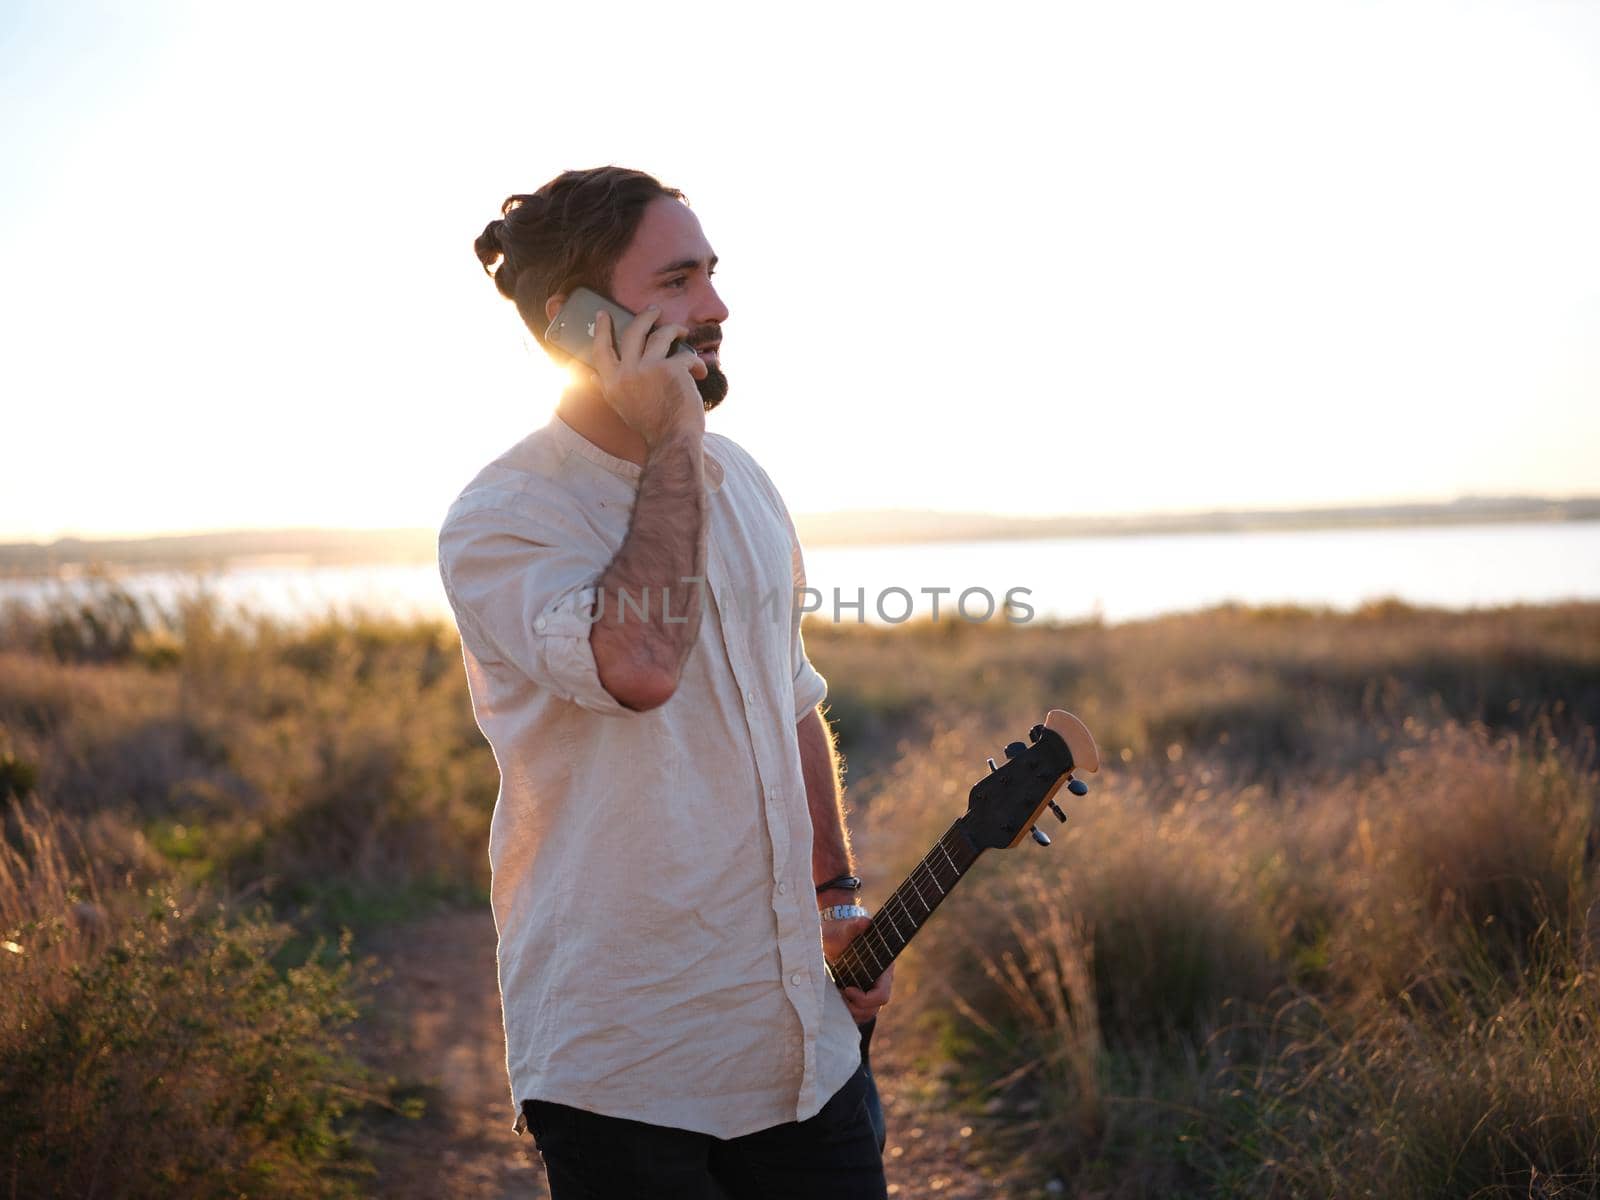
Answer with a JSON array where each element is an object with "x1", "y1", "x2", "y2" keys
[{"x1": 704, "y1": 519, "x2": 822, "y2": 1120}]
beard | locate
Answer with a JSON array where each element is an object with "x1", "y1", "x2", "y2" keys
[
  {"x1": 686, "y1": 322, "x2": 727, "y2": 411},
  {"x1": 697, "y1": 361, "x2": 728, "y2": 411}
]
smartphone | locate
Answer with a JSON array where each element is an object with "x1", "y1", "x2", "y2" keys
[{"x1": 543, "y1": 287, "x2": 692, "y2": 367}]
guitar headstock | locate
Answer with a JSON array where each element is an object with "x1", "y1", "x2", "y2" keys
[{"x1": 958, "y1": 710, "x2": 1101, "y2": 850}]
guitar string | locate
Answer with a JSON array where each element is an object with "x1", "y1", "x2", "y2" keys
[
  {"x1": 839, "y1": 879, "x2": 916, "y2": 984},
  {"x1": 847, "y1": 836, "x2": 954, "y2": 978},
  {"x1": 844, "y1": 841, "x2": 960, "y2": 985},
  {"x1": 835, "y1": 827, "x2": 975, "y2": 988},
  {"x1": 836, "y1": 846, "x2": 948, "y2": 987},
  {"x1": 836, "y1": 826, "x2": 973, "y2": 985},
  {"x1": 882, "y1": 840, "x2": 958, "y2": 944},
  {"x1": 889, "y1": 838, "x2": 960, "y2": 940}
]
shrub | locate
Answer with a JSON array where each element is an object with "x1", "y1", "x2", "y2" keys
[
  {"x1": 1329, "y1": 722, "x2": 1598, "y2": 998},
  {"x1": 1, "y1": 800, "x2": 378, "y2": 1199}
]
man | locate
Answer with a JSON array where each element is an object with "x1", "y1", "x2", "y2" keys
[{"x1": 439, "y1": 165, "x2": 892, "y2": 1199}]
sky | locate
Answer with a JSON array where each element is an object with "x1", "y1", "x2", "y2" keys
[{"x1": 2, "y1": 0, "x2": 1597, "y2": 542}]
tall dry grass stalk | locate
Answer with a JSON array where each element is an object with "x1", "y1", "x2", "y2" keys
[
  {"x1": 949, "y1": 871, "x2": 1104, "y2": 1149},
  {"x1": 0, "y1": 798, "x2": 109, "y2": 1052}
]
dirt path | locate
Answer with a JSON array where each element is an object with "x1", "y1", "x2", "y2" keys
[
  {"x1": 356, "y1": 909, "x2": 542, "y2": 1199},
  {"x1": 355, "y1": 908, "x2": 1042, "y2": 1198}
]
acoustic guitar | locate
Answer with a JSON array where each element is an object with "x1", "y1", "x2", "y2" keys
[{"x1": 830, "y1": 709, "x2": 1101, "y2": 1149}]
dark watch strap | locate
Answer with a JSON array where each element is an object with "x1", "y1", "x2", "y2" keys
[{"x1": 815, "y1": 874, "x2": 862, "y2": 894}]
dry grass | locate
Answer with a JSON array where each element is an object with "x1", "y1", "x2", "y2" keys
[
  {"x1": 0, "y1": 589, "x2": 484, "y2": 1196},
  {"x1": 815, "y1": 603, "x2": 1600, "y2": 1197},
  {"x1": 2, "y1": 586, "x2": 1598, "y2": 1196},
  {"x1": 0, "y1": 798, "x2": 110, "y2": 1020}
]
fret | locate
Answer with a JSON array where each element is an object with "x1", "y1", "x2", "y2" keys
[
  {"x1": 870, "y1": 911, "x2": 902, "y2": 955},
  {"x1": 866, "y1": 923, "x2": 898, "y2": 965},
  {"x1": 830, "y1": 821, "x2": 982, "y2": 993},
  {"x1": 883, "y1": 897, "x2": 910, "y2": 943}
]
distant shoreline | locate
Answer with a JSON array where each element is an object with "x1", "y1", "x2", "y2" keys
[
  {"x1": 794, "y1": 496, "x2": 1600, "y2": 548},
  {"x1": 2, "y1": 496, "x2": 1596, "y2": 578}
]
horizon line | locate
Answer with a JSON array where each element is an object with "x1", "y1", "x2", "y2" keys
[{"x1": 4, "y1": 492, "x2": 1598, "y2": 551}]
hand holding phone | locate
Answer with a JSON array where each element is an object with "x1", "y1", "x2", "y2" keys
[
  {"x1": 546, "y1": 287, "x2": 707, "y2": 448},
  {"x1": 545, "y1": 287, "x2": 697, "y2": 368}
]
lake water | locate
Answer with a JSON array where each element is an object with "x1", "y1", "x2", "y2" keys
[{"x1": 4, "y1": 521, "x2": 1598, "y2": 628}]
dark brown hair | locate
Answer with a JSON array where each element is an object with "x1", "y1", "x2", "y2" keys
[{"x1": 473, "y1": 166, "x2": 686, "y2": 350}]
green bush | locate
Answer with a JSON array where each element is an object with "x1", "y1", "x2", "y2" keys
[{"x1": 0, "y1": 893, "x2": 376, "y2": 1199}]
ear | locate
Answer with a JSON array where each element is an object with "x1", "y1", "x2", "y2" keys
[{"x1": 544, "y1": 293, "x2": 566, "y2": 324}]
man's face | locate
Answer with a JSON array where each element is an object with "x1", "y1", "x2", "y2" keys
[{"x1": 605, "y1": 197, "x2": 730, "y2": 409}]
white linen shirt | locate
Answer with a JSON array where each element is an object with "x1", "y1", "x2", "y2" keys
[{"x1": 437, "y1": 412, "x2": 862, "y2": 1139}]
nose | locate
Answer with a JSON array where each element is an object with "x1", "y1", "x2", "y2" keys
[{"x1": 698, "y1": 279, "x2": 729, "y2": 326}]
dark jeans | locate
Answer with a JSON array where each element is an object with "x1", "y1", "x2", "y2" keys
[{"x1": 520, "y1": 1061, "x2": 888, "y2": 1200}]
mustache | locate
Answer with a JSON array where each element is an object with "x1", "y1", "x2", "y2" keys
[{"x1": 685, "y1": 323, "x2": 721, "y2": 349}]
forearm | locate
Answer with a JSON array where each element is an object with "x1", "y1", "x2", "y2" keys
[
  {"x1": 798, "y1": 706, "x2": 855, "y2": 901},
  {"x1": 589, "y1": 433, "x2": 708, "y2": 710}
]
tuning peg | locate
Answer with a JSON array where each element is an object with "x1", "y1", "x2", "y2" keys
[
  {"x1": 1047, "y1": 800, "x2": 1068, "y2": 823},
  {"x1": 1004, "y1": 741, "x2": 1027, "y2": 760},
  {"x1": 1028, "y1": 723, "x2": 1044, "y2": 744},
  {"x1": 1067, "y1": 778, "x2": 1089, "y2": 797},
  {"x1": 986, "y1": 757, "x2": 998, "y2": 773},
  {"x1": 1030, "y1": 825, "x2": 1052, "y2": 846}
]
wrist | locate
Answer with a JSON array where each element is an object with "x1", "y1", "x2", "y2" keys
[
  {"x1": 817, "y1": 888, "x2": 859, "y2": 907},
  {"x1": 643, "y1": 423, "x2": 705, "y2": 459},
  {"x1": 815, "y1": 874, "x2": 861, "y2": 896},
  {"x1": 820, "y1": 902, "x2": 869, "y2": 923},
  {"x1": 816, "y1": 874, "x2": 861, "y2": 907}
]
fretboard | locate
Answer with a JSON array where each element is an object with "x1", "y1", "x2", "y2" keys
[{"x1": 829, "y1": 821, "x2": 982, "y2": 993}]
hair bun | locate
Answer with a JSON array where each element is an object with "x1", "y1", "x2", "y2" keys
[{"x1": 473, "y1": 217, "x2": 518, "y2": 299}]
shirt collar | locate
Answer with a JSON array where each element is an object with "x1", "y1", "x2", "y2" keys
[{"x1": 550, "y1": 412, "x2": 724, "y2": 493}]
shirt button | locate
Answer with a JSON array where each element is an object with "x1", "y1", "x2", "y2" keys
[
  {"x1": 777, "y1": 882, "x2": 787, "y2": 895},
  {"x1": 745, "y1": 689, "x2": 755, "y2": 706},
  {"x1": 533, "y1": 616, "x2": 547, "y2": 633},
  {"x1": 790, "y1": 972, "x2": 802, "y2": 986}
]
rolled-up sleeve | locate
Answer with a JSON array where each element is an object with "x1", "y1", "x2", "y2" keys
[{"x1": 439, "y1": 499, "x2": 632, "y2": 717}]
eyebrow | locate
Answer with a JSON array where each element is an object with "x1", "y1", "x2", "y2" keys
[{"x1": 653, "y1": 255, "x2": 719, "y2": 277}]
